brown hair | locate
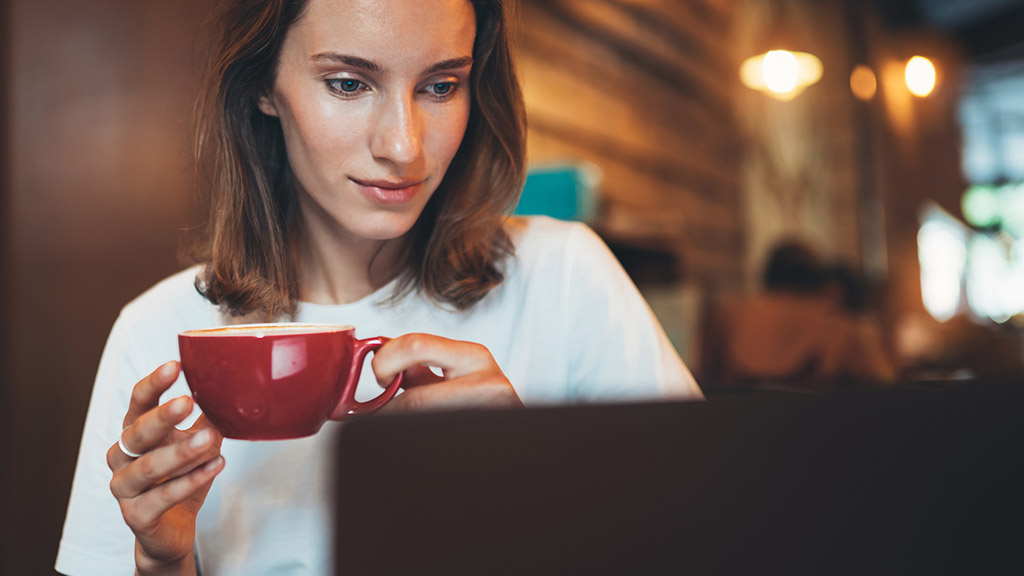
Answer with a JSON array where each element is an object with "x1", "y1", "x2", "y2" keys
[{"x1": 192, "y1": 0, "x2": 526, "y2": 321}]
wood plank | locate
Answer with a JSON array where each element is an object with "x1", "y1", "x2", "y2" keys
[
  {"x1": 527, "y1": 114, "x2": 741, "y2": 204},
  {"x1": 517, "y1": 0, "x2": 744, "y2": 288},
  {"x1": 526, "y1": 0, "x2": 734, "y2": 122},
  {"x1": 610, "y1": 0, "x2": 734, "y2": 72},
  {"x1": 517, "y1": 6, "x2": 740, "y2": 160},
  {"x1": 519, "y1": 45, "x2": 740, "y2": 165}
]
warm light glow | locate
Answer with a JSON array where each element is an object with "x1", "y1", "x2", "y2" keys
[
  {"x1": 763, "y1": 50, "x2": 798, "y2": 93},
  {"x1": 740, "y1": 49, "x2": 823, "y2": 101},
  {"x1": 850, "y1": 65, "x2": 877, "y2": 101},
  {"x1": 905, "y1": 56, "x2": 936, "y2": 97},
  {"x1": 881, "y1": 58, "x2": 914, "y2": 136}
]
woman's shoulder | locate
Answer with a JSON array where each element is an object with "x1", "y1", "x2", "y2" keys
[
  {"x1": 494, "y1": 216, "x2": 629, "y2": 306},
  {"x1": 505, "y1": 214, "x2": 590, "y2": 241},
  {"x1": 504, "y1": 215, "x2": 605, "y2": 263}
]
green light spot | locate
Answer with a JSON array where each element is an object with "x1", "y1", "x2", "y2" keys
[{"x1": 962, "y1": 185, "x2": 1000, "y2": 228}]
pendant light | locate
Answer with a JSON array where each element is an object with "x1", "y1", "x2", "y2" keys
[{"x1": 740, "y1": 0, "x2": 823, "y2": 101}]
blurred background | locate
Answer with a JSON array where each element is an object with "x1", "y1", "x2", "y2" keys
[{"x1": 2, "y1": 0, "x2": 1022, "y2": 573}]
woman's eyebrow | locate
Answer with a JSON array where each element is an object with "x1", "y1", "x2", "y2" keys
[
  {"x1": 423, "y1": 56, "x2": 474, "y2": 74},
  {"x1": 309, "y1": 53, "x2": 472, "y2": 75},
  {"x1": 310, "y1": 52, "x2": 382, "y2": 72}
]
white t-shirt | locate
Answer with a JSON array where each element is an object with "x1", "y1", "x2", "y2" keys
[{"x1": 56, "y1": 216, "x2": 701, "y2": 575}]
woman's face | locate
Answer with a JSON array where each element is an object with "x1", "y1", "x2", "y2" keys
[{"x1": 259, "y1": 0, "x2": 475, "y2": 244}]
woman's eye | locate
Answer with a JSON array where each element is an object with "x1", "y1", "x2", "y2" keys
[
  {"x1": 327, "y1": 78, "x2": 364, "y2": 94},
  {"x1": 428, "y1": 82, "x2": 457, "y2": 97}
]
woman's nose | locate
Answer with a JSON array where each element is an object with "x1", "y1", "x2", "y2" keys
[{"x1": 370, "y1": 94, "x2": 423, "y2": 167}]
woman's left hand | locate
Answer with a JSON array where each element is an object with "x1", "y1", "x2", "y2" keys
[{"x1": 371, "y1": 334, "x2": 523, "y2": 412}]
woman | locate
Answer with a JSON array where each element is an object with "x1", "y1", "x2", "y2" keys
[{"x1": 56, "y1": 0, "x2": 701, "y2": 574}]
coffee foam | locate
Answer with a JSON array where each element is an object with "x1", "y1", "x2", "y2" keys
[{"x1": 181, "y1": 324, "x2": 353, "y2": 337}]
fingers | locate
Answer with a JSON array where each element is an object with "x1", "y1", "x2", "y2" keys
[
  {"x1": 371, "y1": 333, "x2": 520, "y2": 412},
  {"x1": 108, "y1": 394, "x2": 194, "y2": 472},
  {"x1": 399, "y1": 365, "x2": 446, "y2": 389},
  {"x1": 123, "y1": 361, "x2": 181, "y2": 429},
  {"x1": 383, "y1": 375, "x2": 522, "y2": 413},
  {"x1": 118, "y1": 454, "x2": 225, "y2": 534},
  {"x1": 105, "y1": 362, "x2": 225, "y2": 554},
  {"x1": 110, "y1": 423, "x2": 222, "y2": 501},
  {"x1": 371, "y1": 333, "x2": 498, "y2": 386}
]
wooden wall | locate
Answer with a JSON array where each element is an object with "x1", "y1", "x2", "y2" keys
[
  {"x1": 1, "y1": 2, "x2": 211, "y2": 574},
  {"x1": 0, "y1": 0, "x2": 12, "y2": 569},
  {"x1": 518, "y1": 0, "x2": 745, "y2": 288}
]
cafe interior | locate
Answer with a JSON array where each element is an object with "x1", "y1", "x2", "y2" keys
[{"x1": 2, "y1": 0, "x2": 1022, "y2": 573}]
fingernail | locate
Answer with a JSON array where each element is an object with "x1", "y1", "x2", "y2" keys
[
  {"x1": 168, "y1": 396, "x2": 191, "y2": 417},
  {"x1": 203, "y1": 455, "x2": 224, "y2": 472},
  {"x1": 190, "y1": 428, "x2": 211, "y2": 449},
  {"x1": 160, "y1": 362, "x2": 177, "y2": 379}
]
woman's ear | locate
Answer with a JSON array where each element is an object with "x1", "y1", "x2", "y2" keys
[{"x1": 257, "y1": 91, "x2": 280, "y2": 117}]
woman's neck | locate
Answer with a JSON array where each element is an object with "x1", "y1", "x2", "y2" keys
[{"x1": 293, "y1": 200, "x2": 406, "y2": 306}]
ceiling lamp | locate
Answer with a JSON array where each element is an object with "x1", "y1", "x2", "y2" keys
[
  {"x1": 740, "y1": 49, "x2": 823, "y2": 101},
  {"x1": 739, "y1": 2, "x2": 823, "y2": 102},
  {"x1": 905, "y1": 56, "x2": 937, "y2": 97}
]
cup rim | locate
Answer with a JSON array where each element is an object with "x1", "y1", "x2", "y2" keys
[{"x1": 179, "y1": 323, "x2": 355, "y2": 337}]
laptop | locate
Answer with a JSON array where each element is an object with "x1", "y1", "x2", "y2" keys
[{"x1": 331, "y1": 384, "x2": 1022, "y2": 575}]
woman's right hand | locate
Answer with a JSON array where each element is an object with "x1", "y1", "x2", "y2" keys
[{"x1": 106, "y1": 361, "x2": 225, "y2": 576}]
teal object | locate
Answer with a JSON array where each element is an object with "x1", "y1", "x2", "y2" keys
[{"x1": 513, "y1": 164, "x2": 599, "y2": 222}]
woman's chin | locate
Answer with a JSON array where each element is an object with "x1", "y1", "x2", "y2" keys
[{"x1": 351, "y1": 214, "x2": 421, "y2": 243}]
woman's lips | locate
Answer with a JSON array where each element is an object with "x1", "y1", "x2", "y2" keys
[{"x1": 352, "y1": 177, "x2": 425, "y2": 205}]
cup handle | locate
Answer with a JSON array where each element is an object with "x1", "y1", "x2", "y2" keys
[{"x1": 333, "y1": 336, "x2": 404, "y2": 418}]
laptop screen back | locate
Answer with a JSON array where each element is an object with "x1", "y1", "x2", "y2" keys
[{"x1": 331, "y1": 386, "x2": 1022, "y2": 575}]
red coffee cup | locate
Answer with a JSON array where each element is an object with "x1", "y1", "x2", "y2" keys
[{"x1": 178, "y1": 323, "x2": 403, "y2": 440}]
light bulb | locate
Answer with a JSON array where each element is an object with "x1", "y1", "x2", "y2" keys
[
  {"x1": 905, "y1": 56, "x2": 936, "y2": 97},
  {"x1": 763, "y1": 50, "x2": 799, "y2": 94},
  {"x1": 740, "y1": 49, "x2": 822, "y2": 101}
]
